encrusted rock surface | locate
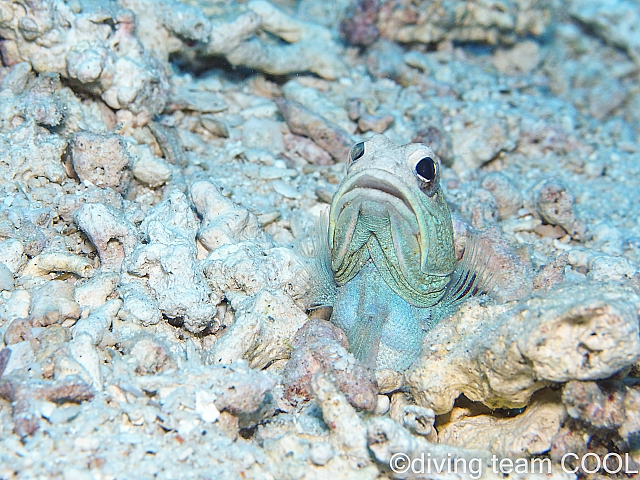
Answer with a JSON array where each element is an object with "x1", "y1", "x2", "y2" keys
[
  {"x1": 284, "y1": 318, "x2": 377, "y2": 411},
  {"x1": 438, "y1": 390, "x2": 567, "y2": 457},
  {"x1": 406, "y1": 282, "x2": 640, "y2": 414},
  {"x1": 0, "y1": 0, "x2": 639, "y2": 477}
]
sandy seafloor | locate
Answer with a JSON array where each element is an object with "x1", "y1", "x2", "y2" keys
[{"x1": 0, "y1": 0, "x2": 640, "y2": 478}]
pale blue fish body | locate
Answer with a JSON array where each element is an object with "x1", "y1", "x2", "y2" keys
[
  {"x1": 331, "y1": 261, "x2": 437, "y2": 371},
  {"x1": 308, "y1": 135, "x2": 488, "y2": 371}
]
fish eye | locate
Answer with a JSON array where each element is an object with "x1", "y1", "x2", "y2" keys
[
  {"x1": 415, "y1": 156, "x2": 436, "y2": 182},
  {"x1": 412, "y1": 155, "x2": 438, "y2": 195},
  {"x1": 349, "y1": 142, "x2": 365, "y2": 165}
]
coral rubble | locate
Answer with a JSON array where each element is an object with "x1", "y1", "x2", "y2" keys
[{"x1": 0, "y1": 0, "x2": 639, "y2": 477}]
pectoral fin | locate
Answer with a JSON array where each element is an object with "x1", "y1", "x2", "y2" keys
[
  {"x1": 440, "y1": 234, "x2": 496, "y2": 308},
  {"x1": 304, "y1": 211, "x2": 337, "y2": 309}
]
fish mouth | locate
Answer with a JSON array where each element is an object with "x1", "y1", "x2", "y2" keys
[
  {"x1": 329, "y1": 169, "x2": 429, "y2": 269},
  {"x1": 330, "y1": 172, "x2": 419, "y2": 233}
]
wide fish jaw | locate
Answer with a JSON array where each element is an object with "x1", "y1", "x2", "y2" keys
[{"x1": 328, "y1": 172, "x2": 456, "y2": 308}]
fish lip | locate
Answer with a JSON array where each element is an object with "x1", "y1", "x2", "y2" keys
[
  {"x1": 340, "y1": 172, "x2": 415, "y2": 213},
  {"x1": 329, "y1": 169, "x2": 423, "y2": 249},
  {"x1": 331, "y1": 169, "x2": 420, "y2": 217}
]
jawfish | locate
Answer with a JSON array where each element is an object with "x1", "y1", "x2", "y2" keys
[{"x1": 307, "y1": 135, "x2": 491, "y2": 371}]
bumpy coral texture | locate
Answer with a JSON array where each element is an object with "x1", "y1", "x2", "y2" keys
[{"x1": 0, "y1": 0, "x2": 639, "y2": 477}]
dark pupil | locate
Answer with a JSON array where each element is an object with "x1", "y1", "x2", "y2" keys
[
  {"x1": 416, "y1": 157, "x2": 435, "y2": 181},
  {"x1": 350, "y1": 142, "x2": 365, "y2": 163}
]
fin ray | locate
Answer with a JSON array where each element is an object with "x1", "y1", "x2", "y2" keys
[
  {"x1": 345, "y1": 309, "x2": 385, "y2": 369},
  {"x1": 440, "y1": 235, "x2": 496, "y2": 308},
  {"x1": 303, "y1": 211, "x2": 337, "y2": 309}
]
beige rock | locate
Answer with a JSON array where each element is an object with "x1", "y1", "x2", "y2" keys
[
  {"x1": 68, "y1": 335, "x2": 102, "y2": 390},
  {"x1": 406, "y1": 282, "x2": 640, "y2": 414},
  {"x1": 621, "y1": 387, "x2": 640, "y2": 440},
  {"x1": 282, "y1": 80, "x2": 357, "y2": 134},
  {"x1": 0, "y1": 62, "x2": 33, "y2": 95},
  {"x1": 311, "y1": 375, "x2": 376, "y2": 473},
  {"x1": 501, "y1": 216, "x2": 543, "y2": 234},
  {"x1": 0, "y1": 122, "x2": 67, "y2": 184},
  {"x1": 2, "y1": 340, "x2": 35, "y2": 376},
  {"x1": 438, "y1": 390, "x2": 566, "y2": 457},
  {"x1": 481, "y1": 172, "x2": 523, "y2": 220},
  {"x1": 357, "y1": 114, "x2": 394, "y2": 134},
  {"x1": 23, "y1": 252, "x2": 94, "y2": 278},
  {"x1": 534, "y1": 179, "x2": 585, "y2": 239},
  {"x1": 0, "y1": 238, "x2": 26, "y2": 273},
  {"x1": 123, "y1": 335, "x2": 176, "y2": 375},
  {"x1": 202, "y1": 241, "x2": 307, "y2": 301},
  {"x1": 123, "y1": 190, "x2": 215, "y2": 333},
  {"x1": 283, "y1": 317, "x2": 378, "y2": 411},
  {"x1": 74, "y1": 203, "x2": 137, "y2": 271},
  {"x1": 389, "y1": 392, "x2": 411, "y2": 424},
  {"x1": 0, "y1": 288, "x2": 31, "y2": 322},
  {"x1": 195, "y1": 390, "x2": 220, "y2": 423},
  {"x1": 117, "y1": 284, "x2": 162, "y2": 327},
  {"x1": 203, "y1": 0, "x2": 347, "y2": 80},
  {"x1": 533, "y1": 253, "x2": 569, "y2": 291},
  {"x1": 72, "y1": 299, "x2": 122, "y2": 346},
  {"x1": 562, "y1": 380, "x2": 625, "y2": 430},
  {"x1": 70, "y1": 133, "x2": 131, "y2": 190},
  {"x1": 29, "y1": 280, "x2": 81, "y2": 327},
  {"x1": 119, "y1": 0, "x2": 210, "y2": 62},
  {"x1": 367, "y1": 416, "x2": 491, "y2": 478},
  {"x1": 374, "y1": 395, "x2": 390, "y2": 415},
  {"x1": 0, "y1": 263, "x2": 14, "y2": 291},
  {"x1": 134, "y1": 361, "x2": 275, "y2": 415},
  {"x1": 242, "y1": 117, "x2": 285, "y2": 153},
  {"x1": 33, "y1": 324, "x2": 70, "y2": 366},
  {"x1": 283, "y1": 133, "x2": 333, "y2": 165},
  {"x1": 569, "y1": 0, "x2": 640, "y2": 66},
  {"x1": 377, "y1": 0, "x2": 552, "y2": 45},
  {"x1": 375, "y1": 369, "x2": 404, "y2": 394},
  {"x1": 130, "y1": 147, "x2": 173, "y2": 188},
  {"x1": 200, "y1": 115, "x2": 229, "y2": 137},
  {"x1": 73, "y1": 273, "x2": 119, "y2": 308},
  {"x1": 391, "y1": 397, "x2": 436, "y2": 440},
  {"x1": 0, "y1": 0, "x2": 169, "y2": 116},
  {"x1": 0, "y1": 374, "x2": 93, "y2": 438},
  {"x1": 206, "y1": 289, "x2": 306, "y2": 370},
  {"x1": 190, "y1": 180, "x2": 266, "y2": 252},
  {"x1": 591, "y1": 221, "x2": 624, "y2": 256},
  {"x1": 451, "y1": 105, "x2": 519, "y2": 171},
  {"x1": 587, "y1": 254, "x2": 637, "y2": 282},
  {"x1": 54, "y1": 354, "x2": 95, "y2": 388},
  {"x1": 3, "y1": 318, "x2": 33, "y2": 346},
  {"x1": 492, "y1": 41, "x2": 541, "y2": 75},
  {"x1": 277, "y1": 97, "x2": 353, "y2": 163}
]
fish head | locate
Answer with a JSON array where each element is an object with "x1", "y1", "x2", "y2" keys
[{"x1": 328, "y1": 134, "x2": 455, "y2": 307}]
